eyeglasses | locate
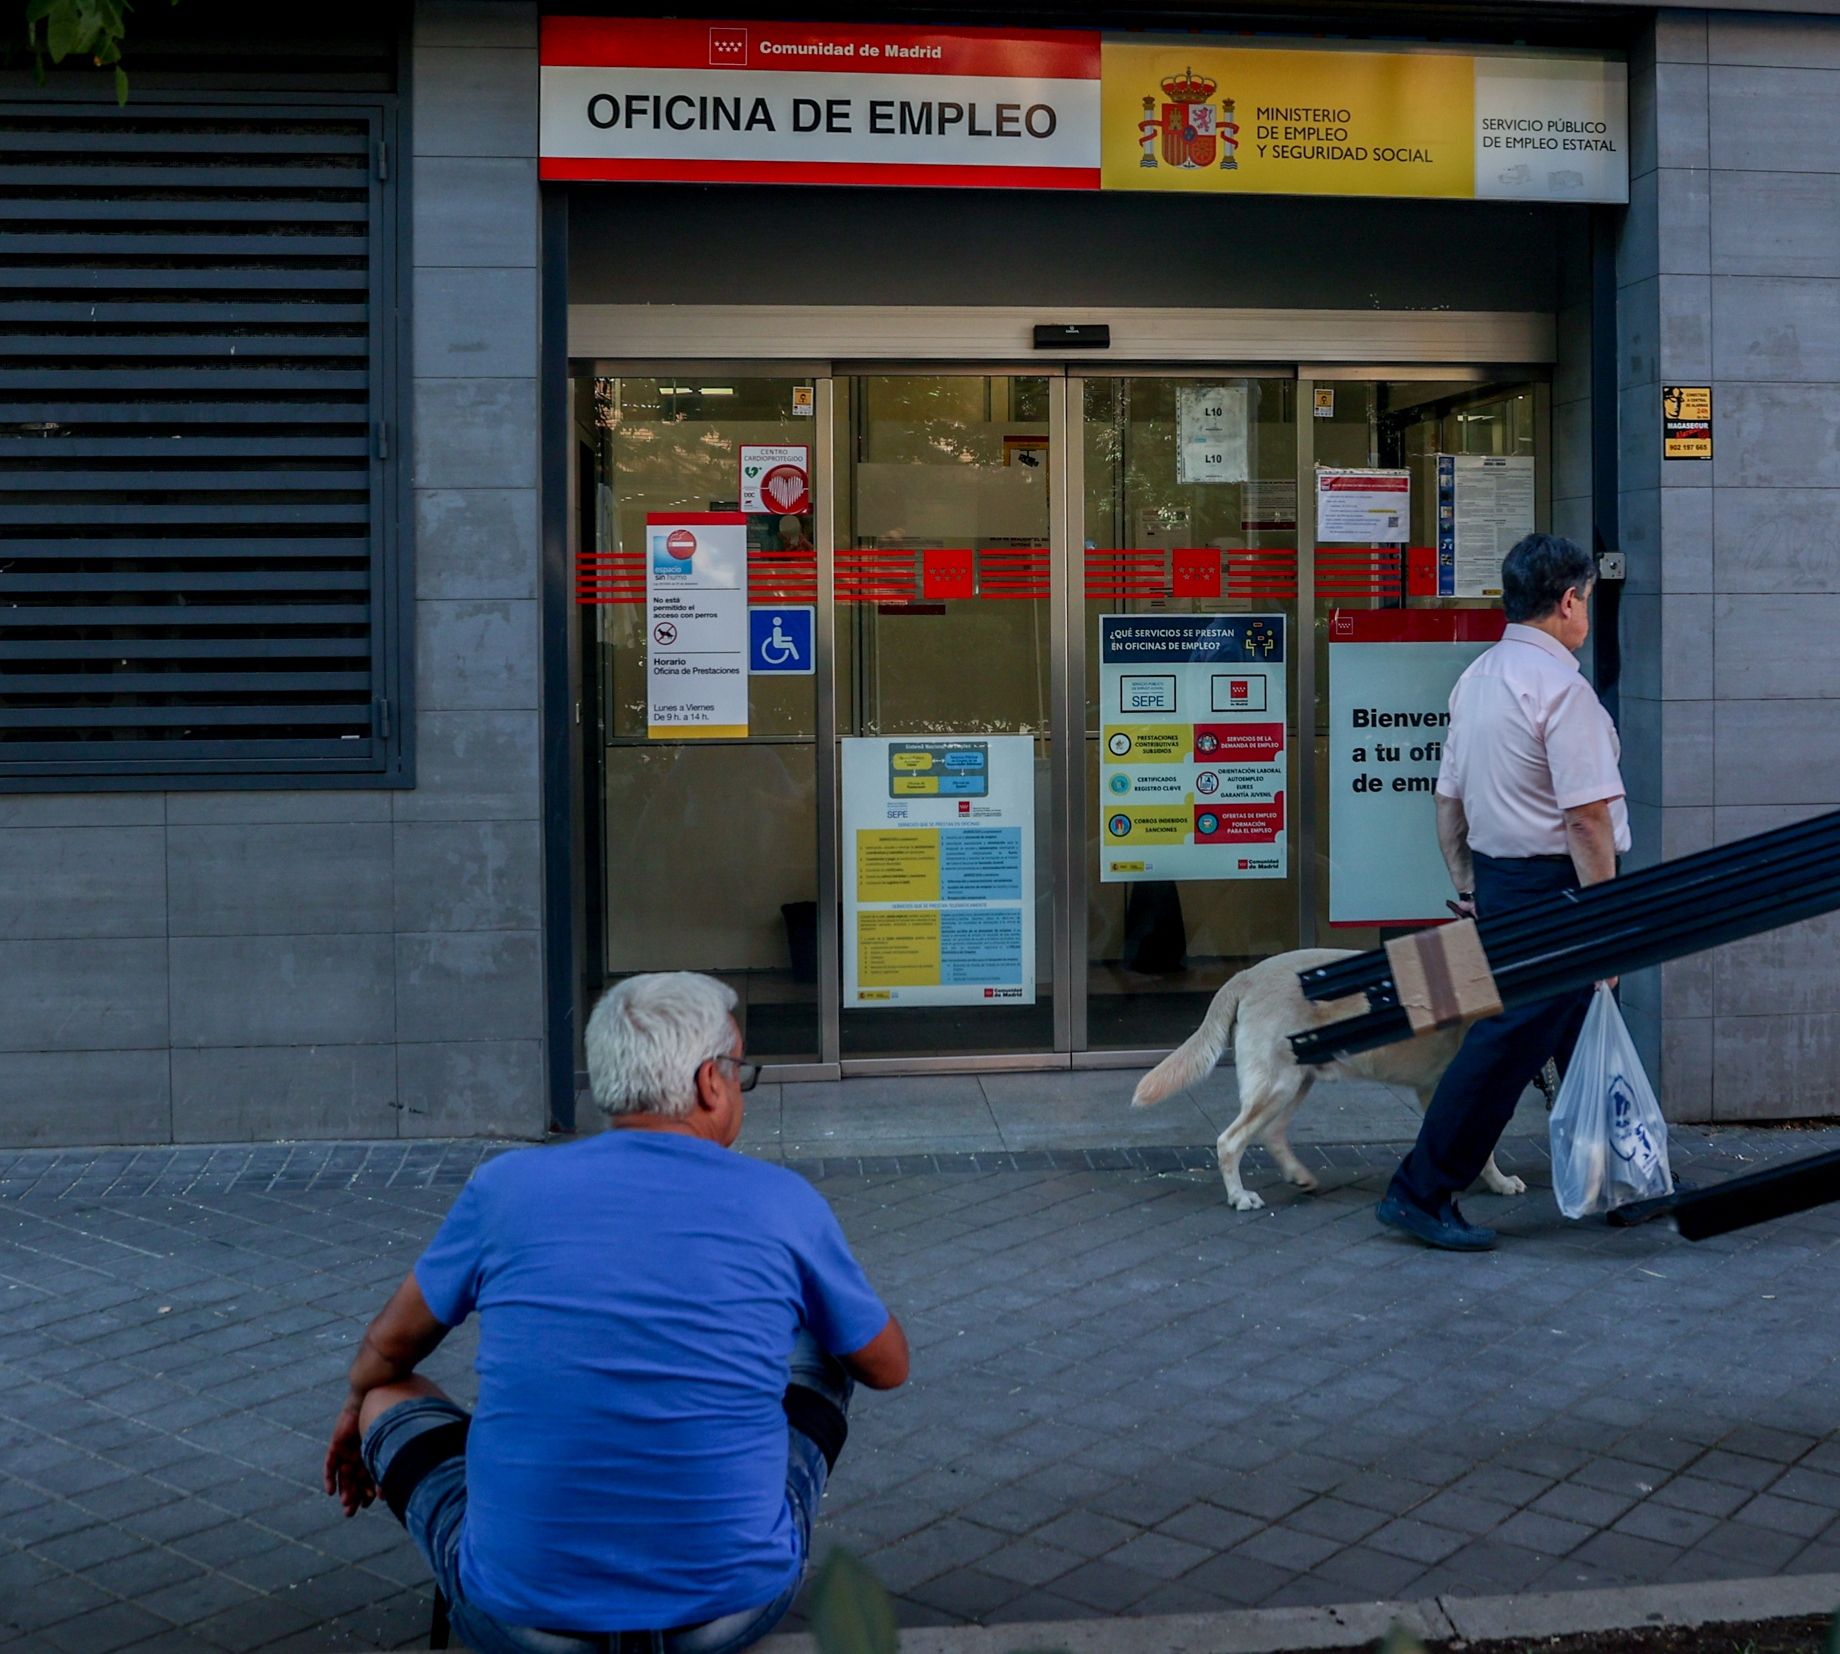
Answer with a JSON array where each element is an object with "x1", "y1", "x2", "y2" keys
[{"x1": 709, "y1": 1053, "x2": 760, "y2": 1093}]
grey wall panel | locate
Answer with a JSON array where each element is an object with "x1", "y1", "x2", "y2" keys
[
  {"x1": 0, "y1": 939, "x2": 168, "y2": 1053},
  {"x1": 1715, "y1": 594, "x2": 1840, "y2": 698},
  {"x1": 1715, "y1": 698, "x2": 1840, "y2": 804},
  {"x1": 1713, "y1": 489, "x2": 1840, "y2": 591},
  {"x1": 412, "y1": 268, "x2": 541, "y2": 379},
  {"x1": 413, "y1": 46, "x2": 539, "y2": 158},
  {"x1": 1713, "y1": 383, "x2": 1840, "y2": 487},
  {"x1": 415, "y1": 600, "x2": 540, "y2": 712},
  {"x1": 1708, "y1": 13, "x2": 1840, "y2": 68},
  {"x1": 0, "y1": 1051, "x2": 172, "y2": 1147},
  {"x1": 392, "y1": 711, "x2": 541, "y2": 823},
  {"x1": 169, "y1": 935, "x2": 396, "y2": 1048},
  {"x1": 0, "y1": 827, "x2": 166, "y2": 941},
  {"x1": 413, "y1": 157, "x2": 540, "y2": 267},
  {"x1": 415, "y1": 490, "x2": 540, "y2": 601},
  {"x1": 398, "y1": 1039, "x2": 544, "y2": 1136},
  {"x1": 164, "y1": 792, "x2": 393, "y2": 826},
  {"x1": 167, "y1": 824, "x2": 395, "y2": 937},
  {"x1": 395, "y1": 931, "x2": 544, "y2": 1043},
  {"x1": 412, "y1": 378, "x2": 539, "y2": 491},
  {"x1": 171, "y1": 1046, "x2": 399, "y2": 1142},
  {"x1": 393, "y1": 820, "x2": 542, "y2": 933},
  {"x1": 0, "y1": 796, "x2": 164, "y2": 829},
  {"x1": 415, "y1": 0, "x2": 537, "y2": 52},
  {"x1": 1711, "y1": 171, "x2": 1840, "y2": 276},
  {"x1": 1711, "y1": 65, "x2": 1840, "y2": 174},
  {"x1": 1712, "y1": 276, "x2": 1840, "y2": 381}
]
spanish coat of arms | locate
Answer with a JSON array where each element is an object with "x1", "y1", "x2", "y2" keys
[{"x1": 1138, "y1": 68, "x2": 1239, "y2": 170}]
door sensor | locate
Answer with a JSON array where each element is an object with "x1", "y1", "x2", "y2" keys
[{"x1": 1034, "y1": 323, "x2": 1110, "y2": 349}]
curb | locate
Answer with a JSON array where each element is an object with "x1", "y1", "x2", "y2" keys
[{"x1": 760, "y1": 1572, "x2": 1840, "y2": 1653}]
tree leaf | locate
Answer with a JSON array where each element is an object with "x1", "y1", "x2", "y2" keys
[
  {"x1": 113, "y1": 62, "x2": 127, "y2": 104},
  {"x1": 1823, "y1": 1606, "x2": 1840, "y2": 1654},
  {"x1": 808, "y1": 1549, "x2": 899, "y2": 1654},
  {"x1": 24, "y1": 0, "x2": 61, "y2": 25},
  {"x1": 1377, "y1": 1622, "x2": 1429, "y2": 1654},
  {"x1": 45, "y1": 0, "x2": 82, "y2": 61}
]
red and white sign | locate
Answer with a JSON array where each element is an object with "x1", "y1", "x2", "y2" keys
[
  {"x1": 738, "y1": 444, "x2": 810, "y2": 516},
  {"x1": 540, "y1": 17, "x2": 1102, "y2": 189}
]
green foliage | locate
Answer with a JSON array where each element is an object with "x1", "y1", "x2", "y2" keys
[
  {"x1": 19, "y1": 0, "x2": 173, "y2": 104},
  {"x1": 1824, "y1": 1605, "x2": 1840, "y2": 1654},
  {"x1": 1376, "y1": 1622, "x2": 1430, "y2": 1654},
  {"x1": 809, "y1": 1549, "x2": 900, "y2": 1654}
]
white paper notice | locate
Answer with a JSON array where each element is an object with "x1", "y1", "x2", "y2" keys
[
  {"x1": 1176, "y1": 385, "x2": 1249, "y2": 485},
  {"x1": 1436, "y1": 454, "x2": 1535, "y2": 598},
  {"x1": 1316, "y1": 468, "x2": 1410, "y2": 544},
  {"x1": 645, "y1": 512, "x2": 748, "y2": 738}
]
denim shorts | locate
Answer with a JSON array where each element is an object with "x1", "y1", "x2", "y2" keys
[{"x1": 360, "y1": 1335, "x2": 850, "y2": 1654}]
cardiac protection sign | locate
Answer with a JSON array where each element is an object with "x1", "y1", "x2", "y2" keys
[
  {"x1": 646, "y1": 512, "x2": 748, "y2": 738},
  {"x1": 739, "y1": 444, "x2": 810, "y2": 516},
  {"x1": 1099, "y1": 614, "x2": 1287, "y2": 883},
  {"x1": 843, "y1": 736, "x2": 1035, "y2": 1007}
]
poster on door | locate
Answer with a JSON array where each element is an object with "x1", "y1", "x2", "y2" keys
[
  {"x1": 739, "y1": 445, "x2": 810, "y2": 517},
  {"x1": 1317, "y1": 467, "x2": 1410, "y2": 544},
  {"x1": 1327, "y1": 608, "x2": 1504, "y2": 924},
  {"x1": 1175, "y1": 385, "x2": 1248, "y2": 484},
  {"x1": 1435, "y1": 453, "x2": 1533, "y2": 597},
  {"x1": 646, "y1": 512, "x2": 748, "y2": 738},
  {"x1": 1098, "y1": 614, "x2": 1287, "y2": 883},
  {"x1": 843, "y1": 737, "x2": 1036, "y2": 1007}
]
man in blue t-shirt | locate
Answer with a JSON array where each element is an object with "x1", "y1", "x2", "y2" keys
[{"x1": 322, "y1": 972, "x2": 909, "y2": 1652}]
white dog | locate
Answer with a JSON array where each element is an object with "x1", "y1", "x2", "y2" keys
[{"x1": 1132, "y1": 948, "x2": 1528, "y2": 1211}]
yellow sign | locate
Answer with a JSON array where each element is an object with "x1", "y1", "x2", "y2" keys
[
  {"x1": 857, "y1": 910, "x2": 940, "y2": 988},
  {"x1": 856, "y1": 830, "x2": 940, "y2": 903},
  {"x1": 1103, "y1": 43, "x2": 1475, "y2": 198},
  {"x1": 1662, "y1": 384, "x2": 1712, "y2": 461}
]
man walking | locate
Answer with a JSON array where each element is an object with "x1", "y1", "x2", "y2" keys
[
  {"x1": 1378, "y1": 533, "x2": 1628, "y2": 1252},
  {"x1": 323, "y1": 972, "x2": 908, "y2": 1651}
]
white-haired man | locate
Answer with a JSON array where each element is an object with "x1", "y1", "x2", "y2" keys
[{"x1": 323, "y1": 972, "x2": 908, "y2": 1653}]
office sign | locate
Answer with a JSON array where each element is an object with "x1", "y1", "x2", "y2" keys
[
  {"x1": 542, "y1": 19, "x2": 1627, "y2": 203},
  {"x1": 541, "y1": 18, "x2": 1102, "y2": 189}
]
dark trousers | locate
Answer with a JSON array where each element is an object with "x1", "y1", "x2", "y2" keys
[{"x1": 1390, "y1": 853, "x2": 1594, "y2": 1212}]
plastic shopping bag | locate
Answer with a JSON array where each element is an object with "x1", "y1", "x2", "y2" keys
[{"x1": 1548, "y1": 984, "x2": 1674, "y2": 1219}]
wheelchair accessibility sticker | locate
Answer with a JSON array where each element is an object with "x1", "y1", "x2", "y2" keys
[{"x1": 748, "y1": 607, "x2": 814, "y2": 675}]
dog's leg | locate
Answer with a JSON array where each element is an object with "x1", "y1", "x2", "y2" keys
[
  {"x1": 1262, "y1": 1078, "x2": 1319, "y2": 1193},
  {"x1": 1480, "y1": 1152, "x2": 1527, "y2": 1197},
  {"x1": 1215, "y1": 1098, "x2": 1281, "y2": 1212}
]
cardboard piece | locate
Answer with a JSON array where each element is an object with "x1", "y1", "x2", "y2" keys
[{"x1": 1385, "y1": 919, "x2": 1502, "y2": 1035}]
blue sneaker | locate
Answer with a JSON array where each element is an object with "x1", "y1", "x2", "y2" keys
[{"x1": 1376, "y1": 1192, "x2": 1498, "y2": 1252}]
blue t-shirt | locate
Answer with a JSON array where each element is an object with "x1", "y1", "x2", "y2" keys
[{"x1": 412, "y1": 1133, "x2": 890, "y2": 1631}]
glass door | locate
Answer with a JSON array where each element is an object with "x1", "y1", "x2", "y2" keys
[
  {"x1": 581, "y1": 374, "x2": 822, "y2": 1063},
  {"x1": 1076, "y1": 376, "x2": 1301, "y2": 1051},
  {"x1": 835, "y1": 374, "x2": 1060, "y2": 1060}
]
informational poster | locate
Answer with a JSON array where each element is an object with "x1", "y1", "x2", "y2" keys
[
  {"x1": 645, "y1": 511, "x2": 748, "y2": 738},
  {"x1": 843, "y1": 736, "x2": 1035, "y2": 1007},
  {"x1": 543, "y1": 21, "x2": 1627, "y2": 204},
  {"x1": 1175, "y1": 385, "x2": 1248, "y2": 484},
  {"x1": 738, "y1": 444, "x2": 810, "y2": 516},
  {"x1": 1662, "y1": 385, "x2": 1711, "y2": 461},
  {"x1": 1317, "y1": 468, "x2": 1410, "y2": 544},
  {"x1": 1098, "y1": 613, "x2": 1286, "y2": 883},
  {"x1": 1436, "y1": 454, "x2": 1534, "y2": 597},
  {"x1": 1327, "y1": 608, "x2": 1503, "y2": 924}
]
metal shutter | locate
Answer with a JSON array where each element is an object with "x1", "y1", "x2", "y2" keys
[{"x1": 0, "y1": 102, "x2": 404, "y2": 786}]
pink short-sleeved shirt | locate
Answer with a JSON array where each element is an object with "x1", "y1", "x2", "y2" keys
[{"x1": 1435, "y1": 623, "x2": 1631, "y2": 860}]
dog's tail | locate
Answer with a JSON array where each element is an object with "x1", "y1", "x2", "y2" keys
[{"x1": 1131, "y1": 972, "x2": 1245, "y2": 1108}]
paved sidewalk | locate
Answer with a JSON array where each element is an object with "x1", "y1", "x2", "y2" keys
[{"x1": 4, "y1": 1117, "x2": 1840, "y2": 1651}]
